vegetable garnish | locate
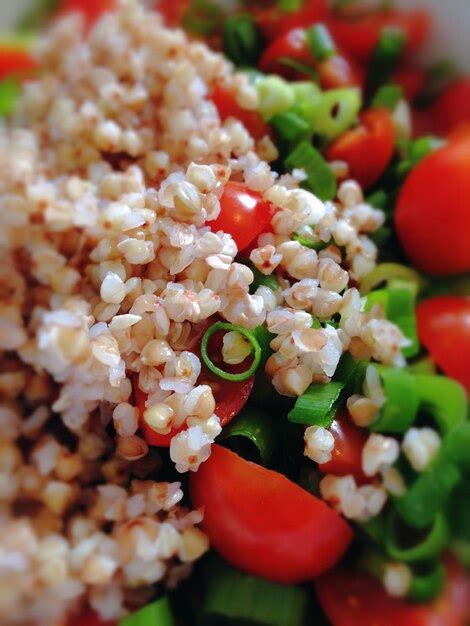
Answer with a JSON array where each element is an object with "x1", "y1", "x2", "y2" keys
[
  {"x1": 118, "y1": 597, "x2": 174, "y2": 626},
  {"x1": 201, "y1": 322, "x2": 262, "y2": 382},
  {"x1": 306, "y1": 23, "x2": 336, "y2": 62},
  {"x1": 285, "y1": 140, "x2": 337, "y2": 200},
  {"x1": 288, "y1": 381, "x2": 345, "y2": 427}
]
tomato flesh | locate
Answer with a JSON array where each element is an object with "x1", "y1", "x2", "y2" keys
[
  {"x1": 58, "y1": 0, "x2": 117, "y2": 27},
  {"x1": 254, "y1": 0, "x2": 329, "y2": 41},
  {"x1": 210, "y1": 181, "x2": 273, "y2": 252},
  {"x1": 319, "y1": 410, "x2": 370, "y2": 484},
  {"x1": 431, "y1": 78, "x2": 470, "y2": 135},
  {"x1": 190, "y1": 444, "x2": 353, "y2": 584},
  {"x1": 417, "y1": 297, "x2": 470, "y2": 395},
  {"x1": 326, "y1": 108, "x2": 395, "y2": 189},
  {"x1": 67, "y1": 612, "x2": 115, "y2": 626},
  {"x1": 0, "y1": 48, "x2": 38, "y2": 81},
  {"x1": 315, "y1": 557, "x2": 469, "y2": 626},
  {"x1": 395, "y1": 136, "x2": 470, "y2": 275},
  {"x1": 210, "y1": 84, "x2": 271, "y2": 142}
]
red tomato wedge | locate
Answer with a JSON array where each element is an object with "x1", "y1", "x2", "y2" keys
[
  {"x1": 315, "y1": 557, "x2": 469, "y2": 626},
  {"x1": 210, "y1": 84, "x2": 271, "y2": 142},
  {"x1": 393, "y1": 66, "x2": 426, "y2": 101},
  {"x1": 327, "y1": 9, "x2": 431, "y2": 62},
  {"x1": 190, "y1": 444, "x2": 353, "y2": 584},
  {"x1": 0, "y1": 47, "x2": 38, "y2": 81},
  {"x1": 67, "y1": 612, "x2": 115, "y2": 626},
  {"x1": 57, "y1": 0, "x2": 118, "y2": 27},
  {"x1": 135, "y1": 328, "x2": 254, "y2": 447},
  {"x1": 431, "y1": 78, "x2": 470, "y2": 134},
  {"x1": 326, "y1": 108, "x2": 395, "y2": 189},
  {"x1": 253, "y1": 0, "x2": 329, "y2": 41},
  {"x1": 395, "y1": 135, "x2": 470, "y2": 275},
  {"x1": 210, "y1": 181, "x2": 273, "y2": 252},
  {"x1": 154, "y1": 0, "x2": 190, "y2": 27},
  {"x1": 319, "y1": 410, "x2": 369, "y2": 484},
  {"x1": 417, "y1": 297, "x2": 470, "y2": 395}
]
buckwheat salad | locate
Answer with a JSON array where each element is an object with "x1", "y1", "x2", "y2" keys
[{"x1": 0, "y1": 0, "x2": 469, "y2": 625}]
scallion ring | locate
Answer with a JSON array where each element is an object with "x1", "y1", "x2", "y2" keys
[{"x1": 201, "y1": 322, "x2": 262, "y2": 382}]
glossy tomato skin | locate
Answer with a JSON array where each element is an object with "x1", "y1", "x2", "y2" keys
[
  {"x1": 154, "y1": 0, "x2": 190, "y2": 27},
  {"x1": 319, "y1": 410, "x2": 370, "y2": 484},
  {"x1": 0, "y1": 48, "x2": 38, "y2": 81},
  {"x1": 190, "y1": 445, "x2": 353, "y2": 584},
  {"x1": 431, "y1": 78, "x2": 470, "y2": 135},
  {"x1": 315, "y1": 557, "x2": 469, "y2": 626},
  {"x1": 58, "y1": 0, "x2": 117, "y2": 27},
  {"x1": 393, "y1": 66, "x2": 426, "y2": 101},
  {"x1": 417, "y1": 297, "x2": 470, "y2": 394},
  {"x1": 210, "y1": 84, "x2": 271, "y2": 142},
  {"x1": 327, "y1": 9, "x2": 430, "y2": 62},
  {"x1": 210, "y1": 181, "x2": 273, "y2": 252},
  {"x1": 326, "y1": 108, "x2": 395, "y2": 189},
  {"x1": 395, "y1": 136, "x2": 470, "y2": 275}
]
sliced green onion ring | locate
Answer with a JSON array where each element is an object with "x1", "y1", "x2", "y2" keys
[
  {"x1": 306, "y1": 23, "x2": 337, "y2": 61},
  {"x1": 415, "y1": 374, "x2": 466, "y2": 435},
  {"x1": 220, "y1": 406, "x2": 277, "y2": 465},
  {"x1": 369, "y1": 366, "x2": 419, "y2": 434},
  {"x1": 201, "y1": 322, "x2": 262, "y2": 382},
  {"x1": 313, "y1": 88, "x2": 362, "y2": 141},
  {"x1": 288, "y1": 381, "x2": 345, "y2": 427},
  {"x1": 409, "y1": 560, "x2": 445, "y2": 602},
  {"x1": 385, "y1": 510, "x2": 449, "y2": 563},
  {"x1": 372, "y1": 84, "x2": 404, "y2": 111},
  {"x1": 359, "y1": 262, "x2": 422, "y2": 295}
]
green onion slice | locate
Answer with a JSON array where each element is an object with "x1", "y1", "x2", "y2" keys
[
  {"x1": 277, "y1": 0, "x2": 303, "y2": 11},
  {"x1": 415, "y1": 374, "x2": 466, "y2": 435},
  {"x1": 313, "y1": 88, "x2": 362, "y2": 141},
  {"x1": 220, "y1": 406, "x2": 277, "y2": 465},
  {"x1": 409, "y1": 560, "x2": 445, "y2": 602},
  {"x1": 367, "y1": 27, "x2": 406, "y2": 92},
  {"x1": 372, "y1": 84, "x2": 404, "y2": 111},
  {"x1": 369, "y1": 366, "x2": 419, "y2": 434},
  {"x1": 292, "y1": 233, "x2": 331, "y2": 251},
  {"x1": 202, "y1": 556, "x2": 308, "y2": 626},
  {"x1": 249, "y1": 264, "x2": 280, "y2": 293},
  {"x1": 271, "y1": 110, "x2": 311, "y2": 142},
  {"x1": 366, "y1": 189, "x2": 389, "y2": 209},
  {"x1": 409, "y1": 357, "x2": 436, "y2": 376},
  {"x1": 278, "y1": 56, "x2": 320, "y2": 80},
  {"x1": 201, "y1": 322, "x2": 262, "y2": 382},
  {"x1": 359, "y1": 262, "x2": 422, "y2": 296},
  {"x1": 333, "y1": 352, "x2": 368, "y2": 394},
  {"x1": 394, "y1": 450, "x2": 461, "y2": 529},
  {"x1": 0, "y1": 77, "x2": 21, "y2": 117},
  {"x1": 306, "y1": 24, "x2": 337, "y2": 61},
  {"x1": 288, "y1": 381, "x2": 344, "y2": 427},
  {"x1": 385, "y1": 510, "x2": 449, "y2": 563},
  {"x1": 444, "y1": 422, "x2": 470, "y2": 473},
  {"x1": 285, "y1": 140, "x2": 337, "y2": 201},
  {"x1": 119, "y1": 597, "x2": 174, "y2": 626},
  {"x1": 222, "y1": 14, "x2": 263, "y2": 67}
]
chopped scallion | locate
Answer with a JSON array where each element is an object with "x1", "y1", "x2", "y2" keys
[
  {"x1": 306, "y1": 24, "x2": 336, "y2": 62},
  {"x1": 221, "y1": 406, "x2": 277, "y2": 464},
  {"x1": 222, "y1": 14, "x2": 263, "y2": 67},
  {"x1": 367, "y1": 27, "x2": 406, "y2": 92},
  {"x1": 201, "y1": 322, "x2": 262, "y2": 382},
  {"x1": 288, "y1": 381, "x2": 345, "y2": 427},
  {"x1": 369, "y1": 366, "x2": 419, "y2": 434},
  {"x1": 359, "y1": 262, "x2": 422, "y2": 296},
  {"x1": 119, "y1": 597, "x2": 174, "y2": 626},
  {"x1": 372, "y1": 84, "x2": 404, "y2": 111},
  {"x1": 250, "y1": 264, "x2": 279, "y2": 293},
  {"x1": 271, "y1": 110, "x2": 311, "y2": 142},
  {"x1": 385, "y1": 510, "x2": 449, "y2": 563},
  {"x1": 285, "y1": 140, "x2": 337, "y2": 201},
  {"x1": 277, "y1": 0, "x2": 303, "y2": 11},
  {"x1": 291, "y1": 233, "x2": 330, "y2": 251},
  {"x1": 415, "y1": 374, "x2": 466, "y2": 435},
  {"x1": 278, "y1": 56, "x2": 320, "y2": 80},
  {"x1": 257, "y1": 75, "x2": 296, "y2": 120},
  {"x1": 0, "y1": 77, "x2": 21, "y2": 117},
  {"x1": 312, "y1": 88, "x2": 362, "y2": 141},
  {"x1": 409, "y1": 560, "x2": 445, "y2": 602}
]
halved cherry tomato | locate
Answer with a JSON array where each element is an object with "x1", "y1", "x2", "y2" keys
[
  {"x1": 417, "y1": 297, "x2": 470, "y2": 395},
  {"x1": 67, "y1": 612, "x2": 116, "y2": 626},
  {"x1": 258, "y1": 28, "x2": 362, "y2": 88},
  {"x1": 0, "y1": 47, "x2": 38, "y2": 81},
  {"x1": 253, "y1": 0, "x2": 329, "y2": 41},
  {"x1": 135, "y1": 327, "x2": 254, "y2": 447},
  {"x1": 393, "y1": 66, "x2": 426, "y2": 101},
  {"x1": 210, "y1": 181, "x2": 273, "y2": 252},
  {"x1": 210, "y1": 84, "x2": 272, "y2": 142},
  {"x1": 395, "y1": 135, "x2": 470, "y2": 275},
  {"x1": 315, "y1": 556, "x2": 469, "y2": 626},
  {"x1": 326, "y1": 108, "x2": 395, "y2": 189},
  {"x1": 327, "y1": 9, "x2": 431, "y2": 62},
  {"x1": 154, "y1": 0, "x2": 190, "y2": 27},
  {"x1": 57, "y1": 0, "x2": 117, "y2": 28},
  {"x1": 190, "y1": 444, "x2": 353, "y2": 584},
  {"x1": 319, "y1": 409, "x2": 369, "y2": 484},
  {"x1": 431, "y1": 78, "x2": 470, "y2": 135}
]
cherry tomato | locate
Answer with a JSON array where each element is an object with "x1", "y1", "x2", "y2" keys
[
  {"x1": 319, "y1": 410, "x2": 369, "y2": 484},
  {"x1": 431, "y1": 78, "x2": 470, "y2": 135},
  {"x1": 326, "y1": 108, "x2": 395, "y2": 189},
  {"x1": 136, "y1": 327, "x2": 254, "y2": 447},
  {"x1": 58, "y1": 0, "x2": 117, "y2": 27},
  {"x1": 315, "y1": 556, "x2": 469, "y2": 626},
  {"x1": 0, "y1": 47, "x2": 38, "y2": 81},
  {"x1": 154, "y1": 0, "x2": 190, "y2": 27},
  {"x1": 417, "y1": 297, "x2": 470, "y2": 395},
  {"x1": 210, "y1": 84, "x2": 271, "y2": 142},
  {"x1": 393, "y1": 66, "x2": 426, "y2": 101},
  {"x1": 190, "y1": 444, "x2": 352, "y2": 584},
  {"x1": 327, "y1": 9, "x2": 430, "y2": 62},
  {"x1": 258, "y1": 29, "x2": 362, "y2": 88},
  {"x1": 210, "y1": 181, "x2": 273, "y2": 252},
  {"x1": 395, "y1": 136, "x2": 470, "y2": 275},
  {"x1": 67, "y1": 612, "x2": 115, "y2": 626},
  {"x1": 254, "y1": 0, "x2": 329, "y2": 41}
]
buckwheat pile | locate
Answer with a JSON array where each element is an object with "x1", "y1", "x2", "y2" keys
[{"x1": 0, "y1": 1, "x2": 408, "y2": 624}]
